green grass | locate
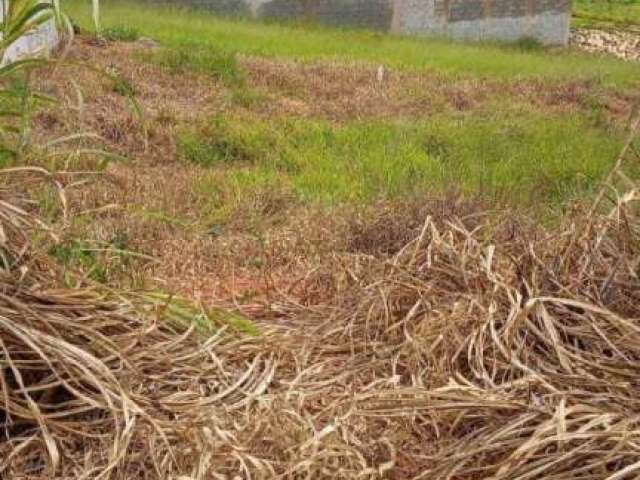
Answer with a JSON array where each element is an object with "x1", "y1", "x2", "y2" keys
[
  {"x1": 110, "y1": 71, "x2": 137, "y2": 96},
  {"x1": 63, "y1": 0, "x2": 639, "y2": 222},
  {"x1": 102, "y1": 24, "x2": 141, "y2": 41},
  {"x1": 574, "y1": 0, "x2": 640, "y2": 28},
  {"x1": 142, "y1": 46, "x2": 245, "y2": 86},
  {"x1": 187, "y1": 108, "x2": 627, "y2": 220},
  {"x1": 144, "y1": 292, "x2": 261, "y2": 336},
  {"x1": 66, "y1": 0, "x2": 640, "y2": 88},
  {"x1": 50, "y1": 239, "x2": 111, "y2": 283}
]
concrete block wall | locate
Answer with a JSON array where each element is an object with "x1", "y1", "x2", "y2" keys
[
  {"x1": 143, "y1": 0, "x2": 573, "y2": 45},
  {"x1": 393, "y1": 0, "x2": 572, "y2": 45},
  {"x1": 257, "y1": 0, "x2": 394, "y2": 30}
]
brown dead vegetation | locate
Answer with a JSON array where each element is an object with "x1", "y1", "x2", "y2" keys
[
  {"x1": 35, "y1": 37, "x2": 224, "y2": 162},
  {"x1": 2, "y1": 117, "x2": 640, "y2": 477},
  {"x1": 35, "y1": 37, "x2": 639, "y2": 155},
  {"x1": 243, "y1": 56, "x2": 638, "y2": 122},
  {"x1": 3, "y1": 15, "x2": 640, "y2": 475},
  {"x1": 4, "y1": 26, "x2": 640, "y2": 478}
]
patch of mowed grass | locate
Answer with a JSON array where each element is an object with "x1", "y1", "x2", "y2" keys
[
  {"x1": 66, "y1": 0, "x2": 640, "y2": 87},
  {"x1": 187, "y1": 108, "x2": 627, "y2": 218},
  {"x1": 142, "y1": 46, "x2": 245, "y2": 86}
]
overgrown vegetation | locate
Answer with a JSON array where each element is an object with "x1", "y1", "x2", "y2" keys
[
  {"x1": 4, "y1": 1, "x2": 640, "y2": 478},
  {"x1": 0, "y1": 0, "x2": 60, "y2": 161},
  {"x1": 4, "y1": 122, "x2": 640, "y2": 479}
]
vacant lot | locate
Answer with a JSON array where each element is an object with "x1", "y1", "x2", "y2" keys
[{"x1": 3, "y1": 2, "x2": 640, "y2": 478}]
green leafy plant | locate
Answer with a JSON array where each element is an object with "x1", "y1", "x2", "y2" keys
[
  {"x1": 110, "y1": 70, "x2": 136, "y2": 96},
  {"x1": 0, "y1": 0, "x2": 57, "y2": 56},
  {"x1": 50, "y1": 239, "x2": 110, "y2": 283},
  {"x1": 0, "y1": 1, "x2": 148, "y2": 162},
  {"x1": 0, "y1": 0, "x2": 60, "y2": 159}
]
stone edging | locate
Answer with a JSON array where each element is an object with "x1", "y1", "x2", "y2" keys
[{"x1": 570, "y1": 27, "x2": 640, "y2": 62}]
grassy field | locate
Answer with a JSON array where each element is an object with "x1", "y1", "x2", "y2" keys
[
  {"x1": 66, "y1": 0, "x2": 640, "y2": 86},
  {"x1": 23, "y1": 1, "x2": 635, "y2": 287},
  {"x1": 574, "y1": 0, "x2": 640, "y2": 28},
  {"x1": 59, "y1": 1, "x2": 640, "y2": 222},
  {"x1": 184, "y1": 111, "x2": 625, "y2": 215}
]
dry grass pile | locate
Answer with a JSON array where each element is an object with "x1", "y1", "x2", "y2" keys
[
  {"x1": 296, "y1": 191, "x2": 640, "y2": 478},
  {"x1": 0, "y1": 171, "x2": 286, "y2": 478},
  {"x1": 2, "y1": 123, "x2": 640, "y2": 478},
  {"x1": 276, "y1": 123, "x2": 640, "y2": 478}
]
